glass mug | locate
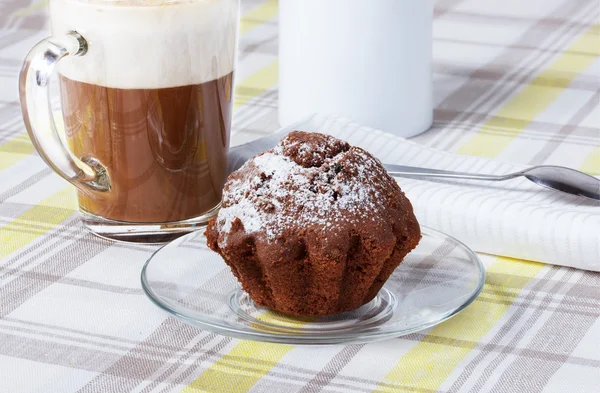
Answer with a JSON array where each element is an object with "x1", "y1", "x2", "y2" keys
[{"x1": 19, "y1": 0, "x2": 240, "y2": 242}]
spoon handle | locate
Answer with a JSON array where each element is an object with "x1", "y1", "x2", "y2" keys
[{"x1": 383, "y1": 164, "x2": 521, "y2": 181}]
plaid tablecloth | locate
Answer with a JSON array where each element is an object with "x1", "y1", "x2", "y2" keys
[{"x1": 1, "y1": 0, "x2": 599, "y2": 392}]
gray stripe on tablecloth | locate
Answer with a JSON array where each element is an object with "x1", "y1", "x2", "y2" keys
[
  {"x1": 0, "y1": 232, "x2": 113, "y2": 317},
  {"x1": 0, "y1": 330, "x2": 229, "y2": 383},
  {"x1": 150, "y1": 337, "x2": 233, "y2": 393},
  {"x1": 0, "y1": 28, "x2": 42, "y2": 51},
  {"x1": 1, "y1": 130, "x2": 30, "y2": 146},
  {"x1": 235, "y1": 86, "x2": 278, "y2": 115},
  {"x1": 294, "y1": 345, "x2": 366, "y2": 393},
  {"x1": 0, "y1": 214, "x2": 84, "y2": 267},
  {"x1": 0, "y1": 0, "x2": 22, "y2": 30},
  {"x1": 434, "y1": 0, "x2": 467, "y2": 17},
  {"x1": 1, "y1": 319, "x2": 371, "y2": 393},
  {"x1": 0, "y1": 118, "x2": 25, "y2": 142},
  {"x1": 490, "y1": 272, "x2": 600, "y2": 393},
  {"x1": 0, "y1": 57, "x2": 20, "y2": 67},
  {"x1": 240, "y1": 0, "x2": 270, "y2": 12},
  {"x1": 484, "y1": 272, "x2": 600, "y2": 302},
  {"x1": 0, "y1": 103, "x2": 21, "y2": 126},
  {"x1": 429, "y1": 119, "x2": 600, "y2": 148},
  {"x1": 435, "y1": 59, "x2": 599, "y2": 92},
  {"x1": 0, "y1": 267, "x2": 142, "y2": 294},
  {"x1": 239, "y1": 34, "x2": 278, "y2": 61},
  {"x1": 0, "y1": 324, "x2": 163, "y2": 357},
  {"x1": 76, "y1": 319, "x2": 215, "y2": 393},
  {"x1": 404, "y1": 332, "x2": 600, "y2": 368},
  {"x1": 0, "y1": 331, "x2": 125, "y2": 374},
  {"x1": 529, "y1": 91, "x2": 600, "y2": 164},
  {"x1": 398, "y1": 240, "x2": 457, "y2": 287},
  {"x1": 236, "y1": 11, "x2": 278, "y2": 59},
  {"x1": 433, "y1": 109, "x2": 600, "y2": 143},
  {"x1": 172, "y1": 359, "x2": 467, "y2": 393},
  {"x1": 445, "y1": 265, "x2": 563, "y2": 392},
  {"x1": 0, "y1": 327, "x2": 373, "y2": 393},
  {"x1": 0, "y1": 201, "x2": 34, "y2": 220},
  {"x1": 77, "y1": 269, "x2": 234, "y2": 392},
  {"x1": 171, "y1": 360, "x2": 440, "y2": 393},
  {"x1": 0, "y1": 326, "x2": 287, "y2": 391},
  {"x1": 446, "y1": 9, "x2": 597, "y2": 29},
  {"x1": 3, "y1": 317, "x2": 176, "y2": 350},
  {"x1": 477, "y1": 292, "x2": 600, "y2": 318},
  {"x1": 0, "y1": 213, "x2": 153, "y2": 268},
  {"x1": 232, "y1": 111, "x2": 280, "y2": 143},
  {"x1": 0, "y1": 61, "x2": 18, "y2": 76},
  {"x1": 93, "y1": 336, "x2": 394, "y2": 393},
  {"x1": 0, "y1": 215, "x2": 81, "y2": 279},
  {"x1": 414, "y1": 0, "x2": 597, "y2": 151},
  {"x1": 0, "y1": 168, "x2": 52, "y2": 202},
  {"x1": 469, "y1": 268, "x2": 578, "y2": 392},
  {"x1": 151, "y1": 343, "x2": 386, "y2": 393},
  {"x1": 0, "y1": 324, "x2": 257, "y2": 379},
  {"x1": 234, "y1": 89, "x2": 279, "y2": 132},
  {"x1": 140, "y1": 272, "x2": 241, "y2": 391}
]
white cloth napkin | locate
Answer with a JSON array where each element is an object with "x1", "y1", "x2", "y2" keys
[{"x1": 229, "y1": 114, "x2": 600, "y2": 271}]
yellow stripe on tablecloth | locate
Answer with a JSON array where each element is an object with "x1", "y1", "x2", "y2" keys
[
  {"x1": 374, "y1": 258, "x2": 545, "y2": 393},
  {"x1": 239, "y1": 0, "x2": 278, "y2": 35},
  {"x1": 568, "y1": 24, "x2": 600, "y2": 57},
  {"x1": 0, "y1": 134, "x2": 36, "y2": 171},
  {"x1": 183, "y1": 311, "x2": 311, "y2": 392},
  {"x1": 579, "y1": 145, "x2": 600, "y2": 175},
  {"x1": 0, "y1": 187, "x2": 76, "y2": 258},
  {"x1": 234, "y1": 60, "x2": 278, "y2": 109},
  {"x1": 457, "y1": 24, "x2": 599, "y2": 158},
  {"x1": 13, "y1": 0, "x2": 47, "y2": 18},
  {"x1": 181, "y1": 341, "x2": 293, "y2": 393}
]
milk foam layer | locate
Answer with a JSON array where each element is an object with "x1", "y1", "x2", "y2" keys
[{"x1": 50, "y1": 0, "x2": 239, "y2": 89}]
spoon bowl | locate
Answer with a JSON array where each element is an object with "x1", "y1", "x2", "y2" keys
[{"x1": 522, "y1": 166, "x2": 600, "y2": 201}]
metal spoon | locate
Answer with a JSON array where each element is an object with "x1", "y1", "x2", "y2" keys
[{"x1": 383, "y1": 164, "x2": 600, "y2": 202}]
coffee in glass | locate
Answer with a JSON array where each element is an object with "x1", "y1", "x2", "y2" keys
[{"x1": 20, "y1": 0, "x2": 240, "y2": 242}]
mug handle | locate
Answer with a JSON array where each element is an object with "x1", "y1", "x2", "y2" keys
[{"x1": 19, "y1": 31, "x2": 110, "y2": 193}]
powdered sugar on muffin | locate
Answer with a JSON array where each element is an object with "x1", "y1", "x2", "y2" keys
[{"x1": 215, "y1": 132, "x2": 398, "y2": 247}]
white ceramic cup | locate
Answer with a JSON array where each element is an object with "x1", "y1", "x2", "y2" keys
[{"x1": 279, "y1": 0, "x2": 433, "y2": 138}]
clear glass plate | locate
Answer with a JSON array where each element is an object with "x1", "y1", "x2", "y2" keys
[{"x1": 141, "y1": 226, "x2": 485, "y2": 345}]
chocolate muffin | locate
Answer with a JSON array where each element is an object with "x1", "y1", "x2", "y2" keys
[{"x1": 206, "y1": 131, "x2": 421, "y2": 316}]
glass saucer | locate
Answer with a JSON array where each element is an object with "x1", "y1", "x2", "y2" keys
[{"x1": 141, "y1": 226, "x2": 485, "y2": 345}]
